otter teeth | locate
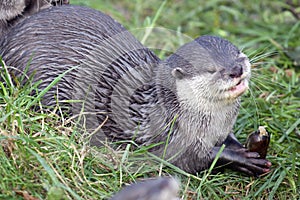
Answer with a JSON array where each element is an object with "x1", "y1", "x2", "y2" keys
[
  {"x1": 228, "y1": 79, "x2": 248, "y2": 97},
  {"x1": 230, "y1": 80, "x2": 241, "y2": 90}
]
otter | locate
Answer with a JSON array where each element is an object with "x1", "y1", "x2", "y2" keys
[
  {"x1": 110, "y1": 177, "x2": 180, "y2": 200},
  {"x1": 0, "y1": 0, "x2": 69, "y2": 38},
  {"x1": 0, "y1": 5, "x2": 271, "y2": 176}
]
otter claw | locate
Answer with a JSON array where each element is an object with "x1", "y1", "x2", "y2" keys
[{"x1": 245, "y1": 151, "x2": 261, "y2": 158}]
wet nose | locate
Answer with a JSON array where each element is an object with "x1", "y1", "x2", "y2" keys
[{"x1": 229, "y1": 65, "x2": 243, "y2": 78}]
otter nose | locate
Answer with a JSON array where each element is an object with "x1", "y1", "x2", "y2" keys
[{"x1": 229, "y1": 65, "x2": 243, "y2": 78}]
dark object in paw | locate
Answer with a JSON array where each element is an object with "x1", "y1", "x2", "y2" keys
[{"x1": 246, "y1": 126, "x2": 270, "y2": 159}]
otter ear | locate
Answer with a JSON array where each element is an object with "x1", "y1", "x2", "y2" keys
[{"x1": 172, "y1": 67, "x2": 186, "y2": 79}]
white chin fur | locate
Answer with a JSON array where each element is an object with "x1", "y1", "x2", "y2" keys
[{"x1": 176, "y1": 76, "x2": 224, "y2": 110}]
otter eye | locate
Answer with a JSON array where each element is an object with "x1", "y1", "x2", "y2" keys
[
  {"x1": 172, "y1": 67, "x2": 186, "y2": 79},
  {"x1": 207, "y1": 69, "x2": 216, "y2": 74}
]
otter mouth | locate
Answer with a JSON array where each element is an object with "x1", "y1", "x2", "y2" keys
[{"x1": 227, "y1": 78, "x2": 248, "y2": 98}]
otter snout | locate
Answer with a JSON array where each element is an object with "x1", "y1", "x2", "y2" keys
[
  {"x1": 228, "y1": 65, "x2": 243, "y2": 78},
  {"x1": 220, "y1": 64, "x2": 243, "y2": 79}
]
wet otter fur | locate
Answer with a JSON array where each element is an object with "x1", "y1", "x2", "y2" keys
[{"x1": 0, "y1": 5, "x2": 271, "y2": 176}]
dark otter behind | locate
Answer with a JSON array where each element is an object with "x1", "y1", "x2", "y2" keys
[
  {"x1": 0, "y1": 5, "x2": 271, "y2": 176},
  {"x1": 110, "y1": 177, "x2": 180, "y2": 200},
  {"x1": 0, "y1": 0, "x2": 69, "y2": 38}
]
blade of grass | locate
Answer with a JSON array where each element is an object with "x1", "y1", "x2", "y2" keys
[{"x1": 25, "y1": 66, "x2": 78, "y2": 109}]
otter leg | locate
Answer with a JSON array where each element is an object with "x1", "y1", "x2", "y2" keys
[
  {"x1": 222, "y1": 133, "x2": 244, "y2": 150},
  {"x1": 211, "y1": 134, "x2": 272, "y2": 176}
]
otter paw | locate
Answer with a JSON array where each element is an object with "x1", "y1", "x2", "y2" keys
[
  {"x1": 235, "y1": 150, "x2": 272, "y2": 176},
  {"x1": 215, "y1": 148, "x2": 272, "y2": 176}
]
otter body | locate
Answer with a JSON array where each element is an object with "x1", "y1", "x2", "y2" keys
[
  {"x1": 0, "y1": 5, "x2": 271, "y2": 175},
  {"x1": 0, "y1": 0, "x2": 69, "y2": 38}
]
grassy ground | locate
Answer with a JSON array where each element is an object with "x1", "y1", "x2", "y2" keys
[{"x1": 1, "y1": 0, "x2": 300, "y2": 199}]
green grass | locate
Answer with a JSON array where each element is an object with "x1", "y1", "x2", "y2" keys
[{"x1": 1, "y1": 0, "x2": 300, "y2": 199}]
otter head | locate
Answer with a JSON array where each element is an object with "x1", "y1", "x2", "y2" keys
[{"x1": 166, "y1": 35, "x2": 251, "y2": 109}]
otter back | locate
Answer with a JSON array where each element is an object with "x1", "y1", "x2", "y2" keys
[{"x1": 0, "y1": 5, "x2": 160, "y2": 144}]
